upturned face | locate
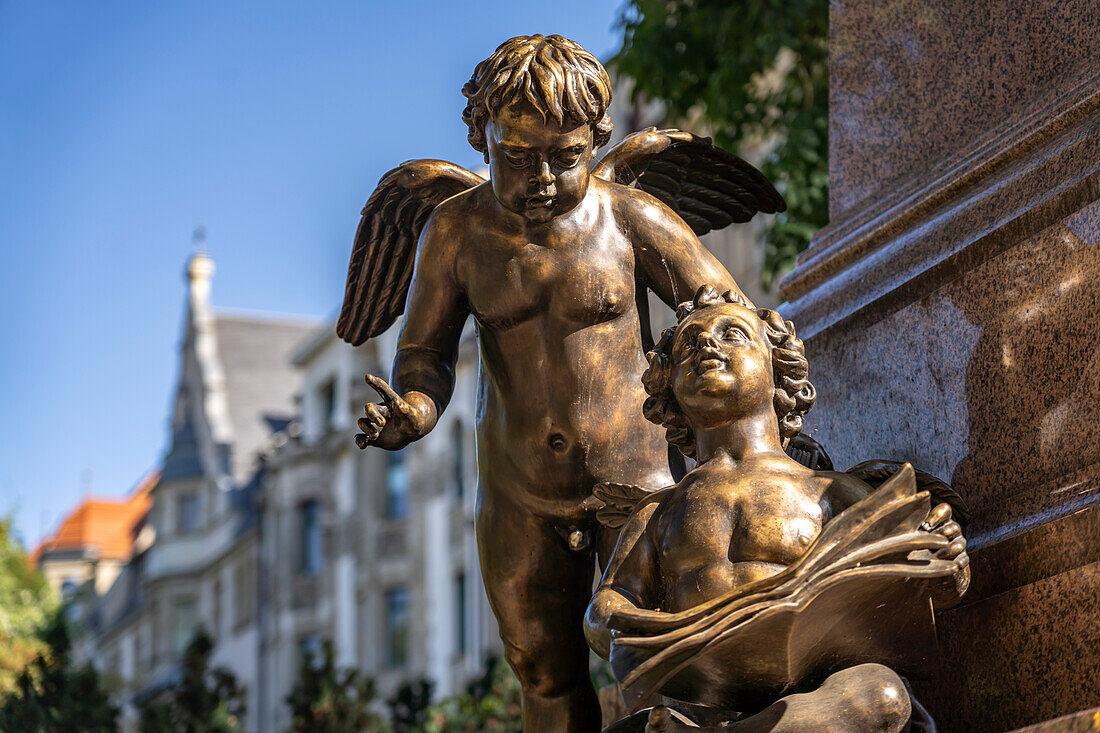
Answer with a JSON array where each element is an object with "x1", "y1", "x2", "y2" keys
[
  {"x1": 670, "y1": 303, "x2": 775, "y2": 428},
  {"x1": 484, "y1": 100, "x2": 594, "y2": 223}
]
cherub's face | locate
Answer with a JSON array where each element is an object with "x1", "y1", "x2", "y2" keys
[
  {"x1": 670, "y1": 303, "x2": 774, "y2": 427},
  {"x1": 484, "y1": 100, "x2": 594, "y2": 223}
]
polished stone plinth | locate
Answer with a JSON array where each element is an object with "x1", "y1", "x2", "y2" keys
[
  {"x1": 779, "y1": 2, "x2": 1100, "y2": 730},
  {"x1": 1009, "y1": 707, "x2": 1100, "y2": 733}
]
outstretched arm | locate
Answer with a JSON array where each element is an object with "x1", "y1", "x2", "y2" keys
[
  {"x1": 625, "y1": 190, "x2": 750, "y2": 310},
  {"x1": 357, "y1": 207, "x2": 469, "y2": 450}
]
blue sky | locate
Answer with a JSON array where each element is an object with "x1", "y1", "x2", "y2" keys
[{"x1": 0, "y1": 1, "x2": 624, "y2": 547}]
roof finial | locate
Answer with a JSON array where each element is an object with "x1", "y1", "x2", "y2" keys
[
  {"x1": 192, "y1": 224, "x2": 207, "y2": 253},
  {"x1": 186, "y1": 226, "x2": 215, "y2": 297}
]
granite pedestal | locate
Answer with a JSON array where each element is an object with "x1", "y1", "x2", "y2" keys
[{"x1": 778, "y1": 2, "x2": 1100, "y2": 730}]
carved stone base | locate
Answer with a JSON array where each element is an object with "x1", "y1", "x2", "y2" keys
[
  {"x1": 1006, "y1": 708, "x2": 1100, "y2": 733},
  {"x1": 778, "y1": 2, "x2": 1100, "y2": 730}
]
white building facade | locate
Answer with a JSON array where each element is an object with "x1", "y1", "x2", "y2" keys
[
  {"x1": 82, "y1": 253, "x2": 498, "y2": 732},
  {"x1": 256, "y1": 321, "x2": 499, "y2": 732}
]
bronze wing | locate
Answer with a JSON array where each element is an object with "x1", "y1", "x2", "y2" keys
[
  {"x1": 337, "y1": 160, "x2": 484, "y2": 346},
  {"x1": 593, "y1": 482, "x2": 654, "y2": 530},
  {"x1": 847, "y1": 459, "x2": 971, "y2": 528},
  {"x1": 785, "y1": 438, "x2": 970, "y2": 528},
  {"x1": 591, "y1": 127, "x2": 786, "y2": 235}
]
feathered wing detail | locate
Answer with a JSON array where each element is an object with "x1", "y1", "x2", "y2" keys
[
  {"x1": 337, "y1": 160, "x2": 484, "y2": 346},
  {"x1": 847, "y1": 459, "x2": 971, "y2": 528},
  {"x1": 783, "y1": 435, "x2": 969, "y2": 528},
  {"x1": 785, "y1": 434, "x2": 834, "y2": 471},
  {"x1": 591, "y1": 127, "x2": 786, "y2": 235},
  {"x1": 593, "y1": 482, "x2": 654, "y2": 530}
]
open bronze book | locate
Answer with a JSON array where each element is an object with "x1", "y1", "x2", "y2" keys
[{"x1": 609, "y1": 465, "x2": 957, "y2": 712}]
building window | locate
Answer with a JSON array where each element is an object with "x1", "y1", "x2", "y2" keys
[
  {"x1": 384, "y1": 587, "x2": 409, "y2": 669},
  {"x1": 385, "y1": 451, "x2": 408, "y2": 520},
  {"x1": 452, "y1": 421, "x2": 465, "y2": 500},
  {"x1": 319, "y1": 379, "x2": 337, "y2": 429},
  {"x1": 299, "y1": 500, "x2": 321, "y2": 575},
  {"x1": 173, "y1": 598, "x2": 197, "y2": 655},
  {"x1": 60, "y1": 578, "x2": 80, "y2": 597},
  {"x1": 177, "y1": 491, "x2": 199, "y2": 534},
  {"x1": 234, "y1": 560, "x2": 255, "y2": 630},
  {"x1": 298, "y1": 633, "x2": 324, "y2": 670},
  {"x1": 212, "y1": 578, "x2": 222, "y2": 637},
  {"x1": 454, "y1": 573, "x2": 467, "y2": 657}
]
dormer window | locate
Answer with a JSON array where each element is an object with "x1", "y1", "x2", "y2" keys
[{"x1": 177, "y1": 491, "x2": 200, "y2": 534}]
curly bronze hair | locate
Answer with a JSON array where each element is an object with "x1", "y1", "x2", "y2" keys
[
  {"x1": 641, "y1": 286, "x2": 816, "y2": 458},
  {"x1": 461, "y1": 34, "x2": 614, "y2": 155}
]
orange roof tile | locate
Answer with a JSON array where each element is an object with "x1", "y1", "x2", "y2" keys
[{"x1": 33, "y1": 470, "x2": 157, "y2": 565}]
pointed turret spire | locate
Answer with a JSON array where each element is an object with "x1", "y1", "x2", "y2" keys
[
  {"x1": 181, "y1": 226, "x2": 232, "y2": 449},
  {"x1": 186, "y1": 225, "x2": 215, "y2": 308}
]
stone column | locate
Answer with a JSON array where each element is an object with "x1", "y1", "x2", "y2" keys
[{"x1": 778, "y1": 2, "x2": 1100, "y2": 731}]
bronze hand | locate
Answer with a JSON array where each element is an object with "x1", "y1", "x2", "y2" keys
[
  {"x1": 355, "y1": 374, "x2": 427, "y2": 450},
  {"x1": 922, "y1": 502, "x2": 970, "y2": 603}
]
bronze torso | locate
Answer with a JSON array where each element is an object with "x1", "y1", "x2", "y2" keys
[
  {"x1": 455, "y1": 181, "x2": 671, "y2": 510},
  {"x1": 654, "y1": 456, "x2": 827, "y2": 611}
]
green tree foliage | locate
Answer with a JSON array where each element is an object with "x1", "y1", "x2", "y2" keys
[
  {"x1": 421, "y1": 657, "x2": 521, "y2": 733},
  {"x1": 139, "y1": 627, "x2": 246, "y2": 733},
  {"x1": 0, "y1": 614, "x2": 119, "y2": 733},
  {"x1": 284, "y1": 639, "x2": 384, "y2": 733},
  {"x1": 613, "y1": 0, "x2": 828, "y2": 287},
  {"x1": 389, "y1": 679, "x2": 433, "y2": 732},
  {"x1": 0, "y1": 517, "x2": 58, "y2": 696}
]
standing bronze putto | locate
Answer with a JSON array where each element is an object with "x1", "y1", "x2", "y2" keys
[
  {"x1": 338, "y1": 34, "x2": 781, "y2": 733},
  {"x1": 338, "y1": 33, "x2": 967, "y2": 733}
]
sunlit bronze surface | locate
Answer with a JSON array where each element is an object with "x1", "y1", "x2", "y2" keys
[
  {"x1": 336, "y1": 35, "x2": 783, "y2": 732},
  {"x1": 585, "y1": 287, "x2": 969, "y2": 732}
]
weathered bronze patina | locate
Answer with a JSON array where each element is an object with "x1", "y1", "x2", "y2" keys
[
  {"x1": 337, "y1": 35, "x2": 783, "y2": 731},
  {"x1": 585, "y1": 286, "x2": 970, "y2": 732}
]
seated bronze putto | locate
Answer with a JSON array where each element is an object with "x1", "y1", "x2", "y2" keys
[
  {"x1": 587, "y1": 286, "x2": 969, "y2": 732},
  {"x1": 337, "y1": 33, "x2": 969, "y2": 733}
]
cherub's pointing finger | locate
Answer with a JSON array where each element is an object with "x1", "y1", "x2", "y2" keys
[{"x1": 365, "y1": 374, "x2": 402, "y2": 404}]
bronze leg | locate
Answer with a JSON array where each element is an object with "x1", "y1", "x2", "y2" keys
[
  {"x1": 643, "y1": 664, "x2": 913, "y2": 733},
  {"x1": 476, "y1": 486, "x2": 602, "y2": 732}
]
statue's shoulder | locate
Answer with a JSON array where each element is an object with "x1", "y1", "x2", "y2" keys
[
  {"x1": 601, "y1": 176, "x2": 672, "y2": 216},
  {"x1": 419, "y1": 182, "x2": 495, "y2": 258},
  {"x1": 601, "y1": 178, "x2": 686, "y2": 243},
  {"x1": 814, "y1": 469, "x2": 876, "y2": 515},
  {"x1": 429, "y1": 180, "x2": 491, "y2": 223}
]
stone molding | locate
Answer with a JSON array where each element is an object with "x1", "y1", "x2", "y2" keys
[{"x1": 779, "y1": 69, "x2": 1100, "y2": 340}]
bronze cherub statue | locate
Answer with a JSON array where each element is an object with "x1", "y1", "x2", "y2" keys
[
  {"x1": 585, "y1": 286, "x2": 970, "y2": 732},
  {"x1": 337, "y1": 35, "x2": 784, "y2": 731}
]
